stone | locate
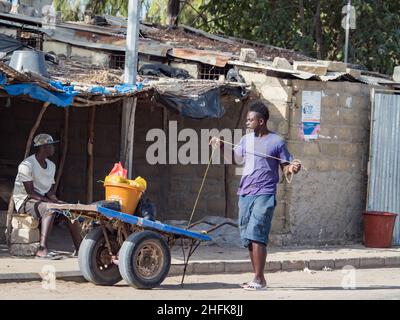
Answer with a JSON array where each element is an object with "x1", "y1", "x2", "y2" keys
[
  {"x1": 239, "y1": 48, "x2": 257, "y2": 63},
  {"x1": 293, "y1": 61, "x2": 328, "y2": 76},
  {"x1": 9, "y1": 242, "x2": 40, "y2": 256},
  {"x1": 317, "y1": 60, "x2": 347, "y2": 72},
  {"x1": 359, "y1": 257, "x2": 385, "y2": 268},
  {"x1": 308, "y1": 259, "x2": 335, "y2": 270},
  {"x1": 346, "y1": 68, "x2": 361, "y2": 78},
  {"x1": 393, "y1": 66, "x2": 400, "y2": 82},
  {"x1": 272, "y1": 57, "x2": 293, "y2": 70},
  {"x1": 11, "y1": 214, "x2": 40, "y2": 229},
  {"x1": 11, "y1": 228, "x2": 40, "y2": 244},
  {"x1": 281, "y1": 260, "x2": 307, "y2": 271}
]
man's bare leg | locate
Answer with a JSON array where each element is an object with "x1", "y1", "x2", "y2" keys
[
  {"x1": 36, "y1": 213, "x2": 56, "y2": 257},
  {"x1": 251, "y1": 241, "x2": 267, "y2": 286}
]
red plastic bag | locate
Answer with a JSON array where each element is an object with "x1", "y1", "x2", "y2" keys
[{"x1": 108, "y1": 162, "x2": 127, "y2": 178}]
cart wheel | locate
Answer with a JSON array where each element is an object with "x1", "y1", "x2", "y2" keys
[
  {"x1": 78, "y1": 227, "x2": 122, "y2": 286},
  {"x1": 119, "y1": 231, "x2": 171, "y2": 289}
]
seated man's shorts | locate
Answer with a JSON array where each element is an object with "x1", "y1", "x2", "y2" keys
[
  {"x1": 238, "y1": 194, "x2": 276, "y2": 247},
  {"x1": 18, "y1": 198, "x2": 53, "y2": 220}
]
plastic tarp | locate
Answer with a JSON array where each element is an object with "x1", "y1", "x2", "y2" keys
[
  {"x1": 0, "y1": 73, "x2": 78, "y2": 107},
  {"x1": 0, "y1": 34, "x2": 24, "y2": 53},
  {"x1": 155, "y1": 86, "x2": 245, "y2": 119}
]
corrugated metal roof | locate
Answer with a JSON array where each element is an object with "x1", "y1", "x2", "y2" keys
[
  {"x1": 169, "y1": 47, "x2": 231, "y2": 67},
  {"x1": 367, "y1": 91, "x2": 400, "y2": 245}
]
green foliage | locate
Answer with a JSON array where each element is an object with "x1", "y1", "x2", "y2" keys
[{"x1": 53, "y1": 0, "x2": 400, "y2": 74}]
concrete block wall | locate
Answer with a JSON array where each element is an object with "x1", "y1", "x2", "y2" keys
[
  {"x1": 284, "y1": 80, "x2": 371, "y2": 245},
  {"x1": 132, "y1": 70, "x2": 295, "y2": 240}
]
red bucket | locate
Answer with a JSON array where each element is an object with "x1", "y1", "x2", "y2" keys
[{"x1": 363, "y1": 211, "x2": 397, "y2": 248}]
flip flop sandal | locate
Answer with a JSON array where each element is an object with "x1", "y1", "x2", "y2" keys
[
  {"x1": 243, "y1": 281, "x2": 267, "y2": 291},
  {"x1": 35, "y1": 253, "x2": 63, "y2": 260},
  {"x1": 240, "y1": 281, "x2": 250, "y2": 288}
]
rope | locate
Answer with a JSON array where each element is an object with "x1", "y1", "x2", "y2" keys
[
  {"x1": 186, "y1": 137, "x2": 302, "y2": 228},
  {"x1": 217, "y1": 138, "x2": 302, "y2": 183},
  {"x1": 186, "y1": 148, "x2": 216, "y2": 228}
]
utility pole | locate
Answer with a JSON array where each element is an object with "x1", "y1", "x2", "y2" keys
[
  {"x1": 124, "y1": 0, "x2": 140, "y2": 84},
  {"x1": 344, "y1": 0, "x2": 351, "y2": 64},
  {"x1": 122, "y1": 0, "x2": 141, "y2": 179}
]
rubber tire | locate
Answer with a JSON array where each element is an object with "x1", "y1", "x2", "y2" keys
[
  {"x1": 78, "y1": 227, "x2": 122, "y2": 286},
  {"x1": 119, "y1": 231, "x2": 171, "y2": 289}
]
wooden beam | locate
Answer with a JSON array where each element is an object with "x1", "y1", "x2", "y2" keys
[
  {"x1": 6, "y1": 102, "x2": 50, "y2": 245},
  {"x1": 120, "y1": 97, "x2": 137, "y2": 179},
  {"x1": 55, "y1": 107, "x2": 69, "y2": 192},
  {"x1": 86, "y1": 106, "x2": 96, "y2": 204}
]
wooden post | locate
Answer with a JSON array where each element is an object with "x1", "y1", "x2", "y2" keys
[
  {"x1": 86, "y1": 106, "x2": 96, "y2": 204},
  {"x1": 6, "y1": 102, "x2": 50, "y2": 245},
  {"x1": 120, "y1": 97, "x2": 137, "y2": 179},
  {"x1": 55, "y1": 107, "x2": 69, "y2": 192}
]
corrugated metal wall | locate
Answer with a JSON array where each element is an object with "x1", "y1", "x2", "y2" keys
[{"x1": 367, "y1": 92, "x2": 400, "y2": 245}]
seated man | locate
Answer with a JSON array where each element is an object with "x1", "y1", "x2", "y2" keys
[{"x1": 12, "y1": 133, "x2": 82, "y2": 258}]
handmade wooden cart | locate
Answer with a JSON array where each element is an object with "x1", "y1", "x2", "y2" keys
[{"x1": 46, "y1": 203, "x2": 219, "y2": 289}]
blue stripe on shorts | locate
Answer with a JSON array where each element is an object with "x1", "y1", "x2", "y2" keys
[{"x1": 238, "y1": 194, "x2": 276, "y2": 247}]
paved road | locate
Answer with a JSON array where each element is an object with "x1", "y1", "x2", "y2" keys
[{"x1": 1, "y1": 267, "x2": 400, "y2": 300}]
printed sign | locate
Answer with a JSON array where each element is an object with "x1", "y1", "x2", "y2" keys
[{"x1": 301, "y1": 91, "x2": 321, "y2": 140}]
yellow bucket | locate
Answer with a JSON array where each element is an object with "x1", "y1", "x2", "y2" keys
[{"x1": 104, "y1": 182, "x2": 143, "y2": 214}]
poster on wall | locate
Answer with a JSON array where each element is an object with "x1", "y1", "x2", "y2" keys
[{"x1": 301, "y1": 90, "x2": 321, "y2": 140}]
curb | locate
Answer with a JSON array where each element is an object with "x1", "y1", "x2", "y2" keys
[{"x1": 1, "y1": 256, "x2": 399, "y2": 283}]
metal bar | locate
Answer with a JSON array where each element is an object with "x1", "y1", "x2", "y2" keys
[{"x1": 124, "y1": 0, "x2": 140, "y2": 84}]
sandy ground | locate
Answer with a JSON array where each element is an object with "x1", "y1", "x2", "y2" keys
[{"x1": 1, "y1": 268, "x2": 400, "y2": 300}]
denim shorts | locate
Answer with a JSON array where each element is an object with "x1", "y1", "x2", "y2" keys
[{"x1": 238, "y1": 194, "x2": 276, "y2": 247}]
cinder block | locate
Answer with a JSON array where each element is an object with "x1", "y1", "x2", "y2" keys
[
  {"x1": 360, "y1": 257, "x2": 385, "y2": 268},
  {"x1": 308, "y1": 259, "x2": 335, "y2": 270},
  {"x1": 384, "y1": 256, "x2": 400, "y2": 267},
  {"x1": 303, "y1": 143, "x2": 321, "y2": 157},
  {"x1": 340, "y1": 143, "x2": 359, "y2": 158},
  {"x1": 293, "y1": 61, "x2": 327, "y2": 76},
  {"x1": 11, "y1": 214, "x2": 40, "y2": 230},
  {"x1": 192, "y1": 262, "x2": 225, "y2": 274},
  {"x1": 337, "y1": 127, "x2": 352, "y2": 142},
  {"x1": 9, "y1": 242, "x2": 40, "y2": 256},
  {"x1": 225, "y1": 261, "x2": 253, "y2": 273},
  {"x1": 11, "y1": 228, "x2": 40, "y2": 244},
  {"x1": 240, "y1": 48, "x2": 257, "y2": 63},
  {"x1": 322, "y1": 95, "x2": 339, "y2": 109},
  {"x1": 314, "y1": 159, "x2": 332, "y2": 172},
  {"x1": 322, "y1": 108, "x2": 341, "y2": 125},
  {"x1": 288, "y1": 142, "x2": 304, "y2": 157},
  {"x1": 281, "y1": 260, "x2": 307, "y2": 271},
  {"x1": 265, "y1": 261, "x2": 282, "y2": 272},
  {"x1": 334, "y1": 258, "x2": 360, "y2": 269},
  {"x1": 321, "y1": 143, "x2": 339, "y2": 157},
  {"x1": 317, "y1": 60, "x2": 347, "y2": 72},
  {"x1": 346, "y1": 68, "x2": 361, "y2": 79},
  {"x1": 332, "y1": 159, "x2": 352, "y2": 172},
  {"x1": 260, "y1": 85, "x2": 292, "y2": 103},
  {"x1": 393, "y1": 66, "x2": 400, "y2": 82},
  {"x1": 272, "y1": 57, "x2": 293, "y2": 70}
]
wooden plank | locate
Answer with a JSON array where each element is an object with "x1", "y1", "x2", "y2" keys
[
  {"x1": 120, "y1": 97, "x2": 137, "y2": 179},
  {"x1": 86, "y1": 106, "x2": 96, "y2": 204},
  {"x1": 55, "y1": 107, "x2": 69, "y2": 192},
  {"x1": 45, "y1": 203, "x2": 98, "y2": 212}
]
